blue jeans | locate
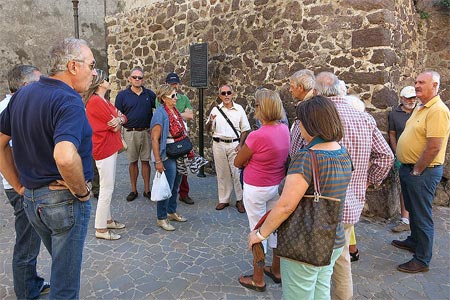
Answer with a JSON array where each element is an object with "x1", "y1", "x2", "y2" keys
[
  {"x1": 23, "y1": 187, "x2": 91, "y2": 300},
  {"x1": 5, "y1": 189, "x2": 44, "y2": 300},
  {"x1": 157, "y1": 158, "x2": 182, "y2": 220},
  {"x1": 399, "y1": 164, "x2": 442, "y2": 266}
]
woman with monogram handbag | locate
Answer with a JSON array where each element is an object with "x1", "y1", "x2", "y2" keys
[{"x1": 247, "y1": 96, "x2": 353, "y2": 300}]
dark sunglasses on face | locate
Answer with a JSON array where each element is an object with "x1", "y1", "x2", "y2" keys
[
  {"x1": 166, "y1": 93, "x2": 177, "y2": 99},
  {"x1": 221, "y1": 91, "x2": 232, "y2": 96},
  {"x1": 131, "y1": 75, "x2": 143, "y2": 80}
]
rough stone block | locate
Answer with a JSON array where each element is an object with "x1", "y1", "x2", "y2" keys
[
  {"x1": 352, "y1": 27, "x2": 391, "y2": 48},
  {"x1": 433, "y1": 181, "x2": 449, "y2": 207},
  {"x1": 232, "y1": 0, "x2": 240, "y2": 11},
  {"x1": 367, "y1": 10, "x2": 395, "y2": 25},
  {"x1": 254, "y1": 0, "x2": 269, "y2": 5},
  {"x1": 302, "y1": 19, "x2": 322, "y2": 30},
  {"x1": 364, "y1": 170, "x2": 400, "y2": 219},
  {"x1": 330, "y1": 56, "x2": 354, "y2": 68},
  {"x1": 342, "y1": 0, "x2": 394, "y2": 11},
  {"x1": 371, "y1": 86, "x2": 398, "y2": 109},
  {"x1": 289, "y1": 34, "x2": 304, "y2": 52},
  {"x1": 309, "y1": 4, "x2": 333, "y2": 16},
  {"x1": 370, "y1": 49, "x2": 397, "y2": 66},
  {"x1": 282, "y1": 1, "x2": 302, "y2": 21},
  {"x1": 339, "y1": 71, "x2": 388, "y2": 85},
  {"x1": 370, "y1": 110, "x2": 389, "y2": 132}
]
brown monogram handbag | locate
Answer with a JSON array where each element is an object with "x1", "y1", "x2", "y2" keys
[{"x1": 277, "y1": 149, "x2": 341, "y2": 266}]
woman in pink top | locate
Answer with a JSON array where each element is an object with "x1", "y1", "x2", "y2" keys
[
  {"x1": 84, "y1": 69, "x2": 127, "y2": 240},
  {"x1": 235, "y1": 88, "x2": 290, "y2": 291}
]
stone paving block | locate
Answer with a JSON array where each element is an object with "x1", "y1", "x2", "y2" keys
[{"x1": 0, "y1": 154, "x2": 449, "y2": 299}]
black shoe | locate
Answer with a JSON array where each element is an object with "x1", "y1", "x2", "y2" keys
[
  {"x1": 179, "y1": 196, "x2": 194, "y2": 205},
  {"x1": 391, "y1": 239, "x2": 415, "y2": 253},
  {"x1": 126, "y1": 191, "x2": 138, "y2": 202},
  {"x1": 143, "y1": 191, "x2": 150, "y2": 199},
  {"x1": 40, "y1": 281, "x2": 50, "y2": 295},
  {"x1": 397, "y1": 259, "x2": 429, "y2": 273},
  {"x1": 350, "y1": 249, "x2": 359, "y2": 262}
]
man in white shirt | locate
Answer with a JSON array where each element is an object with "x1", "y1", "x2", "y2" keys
[{"x1": 206, "y1": 84, "x2": 250, "y2": 213}]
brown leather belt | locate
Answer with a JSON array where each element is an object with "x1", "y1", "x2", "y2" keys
[
  {"x1": 213, "y1": 137, "x2": 239, "y2": 143},
  {"x1": 403, "y1": 164, "x2": 441, "y2": 168},
  {"x1": 126, "y1": 127, "x2": 149, "y2": 132}
]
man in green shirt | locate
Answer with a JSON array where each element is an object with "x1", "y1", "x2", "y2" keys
[{"x1": 158, "y1": 72, "x2": 195, "y2": 204}]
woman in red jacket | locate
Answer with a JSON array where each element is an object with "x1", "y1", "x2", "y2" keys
[{"x1": 84, "y1": 69, "x2": 127, "y2": 240}]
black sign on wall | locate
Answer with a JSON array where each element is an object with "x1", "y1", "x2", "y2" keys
[{"x1": 189, "y1": 43, "x2": 208, "y2": 88}]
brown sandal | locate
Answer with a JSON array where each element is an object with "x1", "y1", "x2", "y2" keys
[
  {"x1": 238, "y1": 275, "x2": 266, "y2": 292},
  {"x1": 264, "y1": 266, "x2": 281, "y2": 284}
]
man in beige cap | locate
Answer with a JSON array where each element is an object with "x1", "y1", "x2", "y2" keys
[{"x1": 388, "y1": 86, "x2": 417, "y2": 232}]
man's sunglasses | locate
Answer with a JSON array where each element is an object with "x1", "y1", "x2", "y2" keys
[
  {"x1": 73, "y1": 59, "x2": 96, "y2": 71},
  {"x1": 131, "y1": 76, "x2": 143, "y2": 80},
  {"x1": 220, "y1": 91, "x2": 232, "y2": 96}
]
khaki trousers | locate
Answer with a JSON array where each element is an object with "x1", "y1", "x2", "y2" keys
[
  {"x1": 331, "y1": 223, "x2": 353, "y2": 300},
  {"x1": 212, "y1": 140, "x2": 243, "y2": 203}
]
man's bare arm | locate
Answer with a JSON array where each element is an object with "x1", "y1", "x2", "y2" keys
[
  {"x1": 54, "y1": 141, "x2": 90, "y2": 198},
  {"x1": 0, "y1": 133, "x2": 24, "y2": 194},
  {"x1": 414, "y1": 137, "x2": 443, "y2": 174}
]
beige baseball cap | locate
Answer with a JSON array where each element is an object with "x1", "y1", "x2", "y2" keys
[{"x1": 400, "y1": 86, "x2": 416, "y2": 98}]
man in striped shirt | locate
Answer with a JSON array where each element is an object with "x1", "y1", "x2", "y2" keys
[{"x1": 314, "y1": 72, "x2": 394, "y2": 300}]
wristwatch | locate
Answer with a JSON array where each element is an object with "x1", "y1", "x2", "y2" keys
[
  {"x1": 411, "y1": 169, "x2": 421, "y2": 176},
  {"x1": 74, "y1": 184, "x2": 91, "y2": 199}
]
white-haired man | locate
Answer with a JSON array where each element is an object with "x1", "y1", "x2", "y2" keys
[
  {"x1": 314, "y1": 71, "x2": 394, "y2": 300},
  {"x1": 393, "y1": 71, "x2": 450, "y2": 273},
  {"x1": 288, "y1": 69, "x2": 315, "y2": 155}
]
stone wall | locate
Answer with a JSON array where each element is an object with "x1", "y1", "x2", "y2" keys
[{"x1": 106, "y1": 0, "x2": 450, "y2": 215}]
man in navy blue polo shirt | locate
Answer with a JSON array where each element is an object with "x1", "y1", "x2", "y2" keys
[
  {"x1": 115, "y1": 67, "x2": 156, "y2": 201},
  {"x1": 0, "y1": 38, "x2": 96, "y2": 299}
]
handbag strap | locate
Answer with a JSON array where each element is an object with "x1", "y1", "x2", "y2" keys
[
  {"x1": 217, "y1": 105, "x2": 240, "y2": 139},
  {"x1": 308, "y1": 149, "x2": 322, "y2": 201}
]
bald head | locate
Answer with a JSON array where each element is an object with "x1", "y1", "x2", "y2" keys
[{"x1": 315, "y1": 72, "x2": 341, "y2": 97}]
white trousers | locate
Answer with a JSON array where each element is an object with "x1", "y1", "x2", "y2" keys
[
  {"x1": 212, "y1": 141, "x2": 243, "y2": 203},
  {"x1": 94, "y1": 152, "x2": 118, "y2": 229},
  {"x1": 243, "y1": 182, "x2": 279, "y2": 250}
]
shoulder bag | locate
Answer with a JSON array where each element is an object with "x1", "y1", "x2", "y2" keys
[
  {"x1": 277, "y1": 149, "x2": 341, "y2": 266},
  {"x1": 216, "y1": 105, "x2": 240, "y2": 139},
  {"x1": 166, "y1": 136, "x2": 193, "y2": 158}
]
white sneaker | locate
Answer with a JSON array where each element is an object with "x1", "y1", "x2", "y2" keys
[
  {"x1": 95, "y1": 230, "x2": 121, "y2": 240},
  {"x1": 107, "y1": 220, "x2": 126, "y2": 229},
  {"x1": 168, "y1": 213, "x2": 187, "y2": 222},
  {"x1": 157, "y1": 219, "x2": 175, "y2": 231}
]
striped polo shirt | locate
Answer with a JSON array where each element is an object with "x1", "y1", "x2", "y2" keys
[{"x1": 287, "y1": 147, "x2": 353, "y2": 249}]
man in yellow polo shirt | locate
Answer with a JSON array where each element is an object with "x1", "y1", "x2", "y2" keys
[{"x1": 393, "y1": 70, "x2": 450, "y2": 273}]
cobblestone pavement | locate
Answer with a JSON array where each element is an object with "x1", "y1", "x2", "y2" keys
[{"x1": 0, "y1": 153, "x2": 449, "y2": 299}]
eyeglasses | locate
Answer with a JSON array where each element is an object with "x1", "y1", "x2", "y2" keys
[
  {"x1": 131, "y1": 75, "x2": 143, "y2": 80},
  {"x1": 73, "y1": 59, "x2": 96, "y2": 70},
  {"x1": 167, "y1": 93, "x2": 177, "y2": 99},
  {"x1": 220, "y1": 91, "x2": 232, "y2": 96}
]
